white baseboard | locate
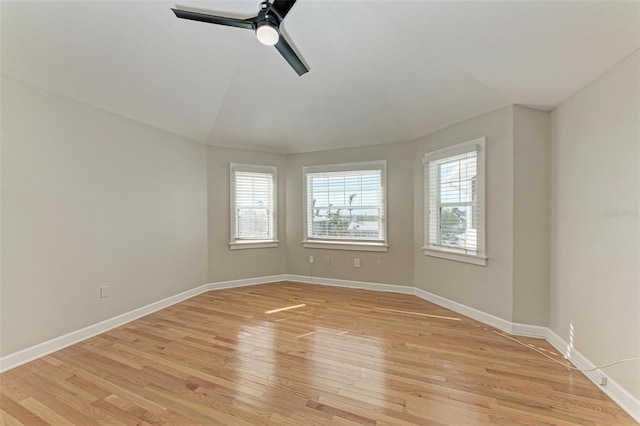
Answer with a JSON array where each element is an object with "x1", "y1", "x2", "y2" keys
[
  {"x1": 545, "y1": 329, "x2": 640, "y2": 424},
  {"x1": 413, "y1": 287, "x2": 548, "y2": 338},
  {"x1": 208, "y1": 274, "x2": 290, "y2": 291},
  {"x1": 290, "y1": 275, "x2": 638, "y2": 423},
  {"x1": 0, "y1": 275, "x2": 288, "y2": 373},
  {"x1": 0, "y1": 282, "x2": 210, "y2": 373},
  {"x1": 286, "y1": 274, "x2": 415, "y2": 295},
  {"x1": 1, "y1": 274, "x2": 637, "y2": 424},
  {"x1": 510, "y1": 322, "x2": 548, "y2": 339},
  {"x1": 413, "y1": 287, "x2": 515, "y2": 334}
]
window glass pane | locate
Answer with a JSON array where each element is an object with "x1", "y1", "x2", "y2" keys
[
  {"x1": 425, "y1": 143, "x2": 482, "y2": 256},
  {"x1": 439, "y1": 206, "x2": 471, "y2": 249},
  {"x1": 439, "y1": 155, "x2": 476, "y2": 204},
  {"x1": 306, "y1": 167, "x2": 384, "y2": 241},
  {"x1": 471, "y1": 177, "x2": 478, "y2": 229},
  {"x1": 233, "y1": 168, "x2": 275, "y2": 241},
  {"x1": 236, "y1": 208, "x2": 271, "y2": 239}
]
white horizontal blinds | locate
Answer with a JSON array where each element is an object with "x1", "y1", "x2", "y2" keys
[
  {"x1": 426, "y1": 147, "x2": 481, "y2": 255},
  {"x1": 306, "y1": 168, "x2": 384, "y2": 242},
  {"x1": 233, "y1": 169, "x2": 275, "y2": 241}
]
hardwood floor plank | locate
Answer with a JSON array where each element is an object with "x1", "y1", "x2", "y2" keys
[
  {"x1": 0, "y1": 410, "x2": 24, "y2": 426},
  {"x1": 18, "y1": 397, "x2": 76, "y2": 425},
  {"x1": 306, "y1": 399, "x2": 376, "y2": 426},
  {"x1": 89, "y1": 397, "x2": 156, "y2": 426},
  {"x1": 0, "y1": 394, "x2": 48, "y2": 426},
  {"x1": 1, "y1": 282, "x2": 636, "y2": 425}
]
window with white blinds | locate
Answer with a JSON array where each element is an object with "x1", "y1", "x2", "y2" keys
[
  {"x1": 303, "y1": 161, "x2": 387, "y2": 251},
  {"x1": 230, "y1": 164, "x2": 277, "y2": 249},
  {"x1": 423, "y1": 138, "x2": 486, "y2": 265}
]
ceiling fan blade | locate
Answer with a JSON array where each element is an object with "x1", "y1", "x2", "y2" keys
[
  {"x1": 275, "y1": 34, "x2": 308, "y2": 76},
  {"x1": 171, "y1": 8, "x2": 254, "y2": 30},
  {"x1": 271, "y1": 0, "x2": 297, "y2": 19}
]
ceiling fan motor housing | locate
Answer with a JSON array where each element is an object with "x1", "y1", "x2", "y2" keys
[{"x1": 256, "y1": 13, "x2": 280, "y2": 30}]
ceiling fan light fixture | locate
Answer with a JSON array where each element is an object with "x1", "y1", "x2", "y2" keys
[
  {"x1": 256, "y1": 21, "x2": 279, "y2": 46},
  {"x1": 172, "y1": 0, "x2": 308, "y2": 75}
]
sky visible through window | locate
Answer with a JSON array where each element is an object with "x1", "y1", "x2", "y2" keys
[
  {"x1": 308, "y1": 169, "x2": 382, "y2": 240},
  {"x1": 311, "y1": 172, "x2": 380, "y2": 217}
]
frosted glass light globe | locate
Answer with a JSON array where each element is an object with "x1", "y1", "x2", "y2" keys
[{"x1": 256, "y1": 24, "x2": 279, "y2": 46}]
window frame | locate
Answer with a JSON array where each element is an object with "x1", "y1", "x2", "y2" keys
[
  {"x1": 302, "y1": 161, "x2": 388, "y2": 252},
  {"x1": 229, "y1": 163, "x2": 278, "y2": 250},
  {"x1": 423, "y1": 137, "x2": 487, "y2": 266}
]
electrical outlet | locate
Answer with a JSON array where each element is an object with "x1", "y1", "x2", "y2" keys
[
  {"x1": 354, "y1": 258, "x2": 360, "y2": 268},
  {"x1": 598, "y1": 374, "x2": 608, "y2": 386},
  {"x1": 100, "y1": 286, "x2": 110, "y2": 299},
  {"x1": 309, "y1": 255, "x2": 314, "y2": 264},
  {"x1": 324, "y1": 256, "x2": 331, "y2": 265}
]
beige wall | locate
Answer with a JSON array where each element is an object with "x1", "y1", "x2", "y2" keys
[
  {"x1": 4, "y1": 50, "x2": 638, "y2": 408},
  {"x1": 550, "y1": 51, "x2": 639, "y2": 398},
  {"x1": 207, "y1": 147, "x2": 287, "y2": 282},
  {"x1": 512, "y1": 105, "x2": 550, "y2": 325},
  {"x1": 286, "y1": 142, "x2": 415, "y2": 287},
  {"x1": 413, "y1": 106, "x2": 516, "y2": 321},
  {"x1": 1, "y1": 77, "x2": 208, "y2": 356}
]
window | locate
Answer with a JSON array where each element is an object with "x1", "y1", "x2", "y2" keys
[
  {"x1": 303, "y1": 161, "x2": 387, "y2": 252},
  {"x1": 230, "y1": 163, "x2": 277, "y2": 249},
  {"x1": 423, "y1": 138, "x2": 486, "y2": 265}
]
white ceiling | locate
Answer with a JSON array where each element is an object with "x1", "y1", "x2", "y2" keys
[{"x1": 2, "y1": 1, "x2": 638, "y2": 154}]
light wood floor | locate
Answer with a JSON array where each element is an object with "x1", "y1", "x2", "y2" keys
[{"x1": 1, "y1": 282, "x2": 636, "y2": 425}]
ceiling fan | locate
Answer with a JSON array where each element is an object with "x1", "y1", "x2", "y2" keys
[{"x1": 171, "y1": 0, "x2": 308, "y2": 76}]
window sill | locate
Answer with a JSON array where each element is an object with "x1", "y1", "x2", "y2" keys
[
  {"x1": 302, "y1": 240, "x2": 388, "y2": 252},
  {"x1": 422, "y1": 247, "x2": 487, "y2": 266},
  {"x1": 230, "y1": 241, "x2": 279, "y2": 250}
]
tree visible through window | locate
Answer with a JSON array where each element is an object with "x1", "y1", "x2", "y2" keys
[
  {"x1": 424, "y1": 139, "x2": 485, "y2": 261},
  {"x1": 304, "y1": 161, "x2": 387, "y2": 245}
]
